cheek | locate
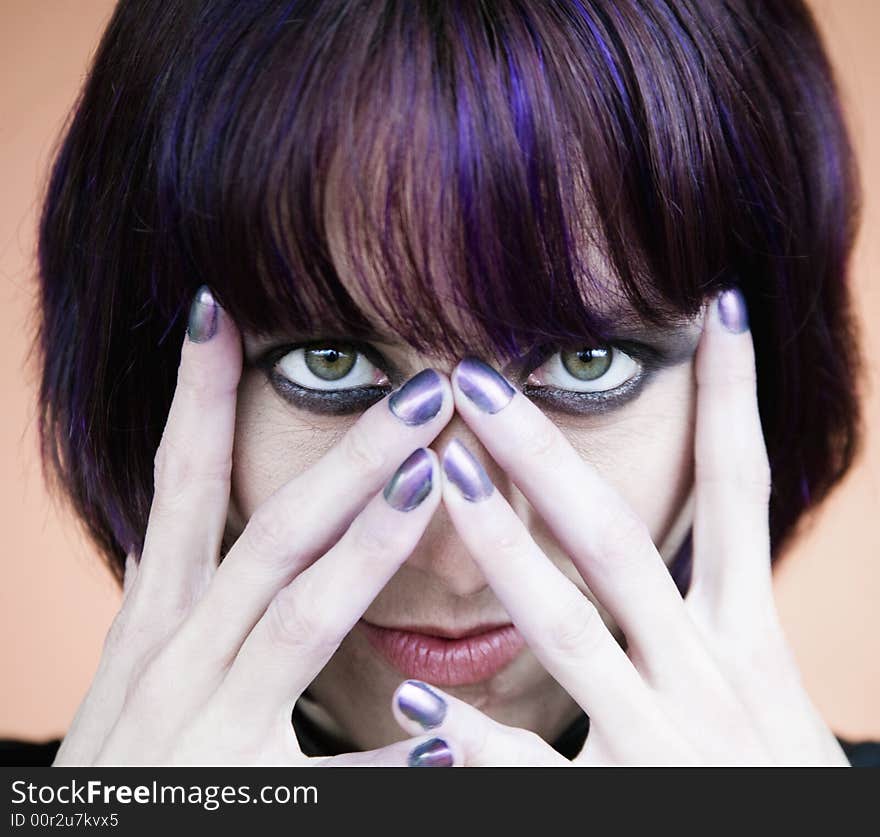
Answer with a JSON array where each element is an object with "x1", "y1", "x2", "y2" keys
[
  {"x1": 558, "y1": 363, "x2": 697, "y2": 550},
  {"x1": 227, "y1": 370, "x2": 355, "y2": 526}
]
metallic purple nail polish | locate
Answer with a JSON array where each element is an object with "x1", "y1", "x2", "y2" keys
[
  {"x1": 186, "y1": 285, "x2": 218, "y2": 343},
  {"x1": 718, "y1": 288, "x2": 749, "y2": 334},
  {"x1": 454, "y1": 357, "x2": 514, "y2": 413},
  {"x1": 397, "y1": 680, "x2": 447, "y2": 729},
  {"x1": 408, "y1": 737, "x2": 453, "y2": 767},
  {"x1": 442, "y1": 438, "x2": 494, "y2": 502},
  {"x1": 389, "y1": 369, "x2": 444, "y2": 426},
  {"x1": 384, "y1": 449, "x2": 433, "y2": 512}
]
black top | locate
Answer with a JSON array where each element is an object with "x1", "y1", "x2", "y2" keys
[{"x1": 4, "y1": 710, "x2": 879, "y2": 766}]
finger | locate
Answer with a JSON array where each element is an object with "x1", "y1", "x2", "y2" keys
[
  {"x1": 692, "y1": 295, "x2": 838, "y2": 762},
  {"x1": 392, "y1": 680, "x2": 569, "y2": 766},
  {"x1": 137, "y1": 285, "x2": 241, "y2": 609},
  {"x1": 214, "y1": 449, "x2": 442, "y2": 725},
  {"x1": 691, "y1": 288, "x2": 774, "y2": 621},
  {"x1": 122, "y1": 553, "x2": 139, "y2": 599},
  {"x1": 322, "y1": 735, "x2": 457, "y2": 767},
  {"x1": 449, "y1": 357, "x2": 699, "y2": 671},
  {"x1": 440, "y1": 439, "x2": 672, "y2": 738},
  {"x1": 173, "y1": 369, "x2": 452, "y2": 668}
]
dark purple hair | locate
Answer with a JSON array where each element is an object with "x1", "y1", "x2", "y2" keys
[{"x1": 35, "y1": 0, "x2": 862, "y2": 585}]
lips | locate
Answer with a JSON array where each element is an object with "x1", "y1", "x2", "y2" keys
[{"x1": 358, "y1": 619, "x2": 526, "y2": 686}]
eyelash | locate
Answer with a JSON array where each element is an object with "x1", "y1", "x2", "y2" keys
[
  {"x1": 520, "y1": 341, "x2": 661, "y2": 416},
  {"x1": 257, "y1": 340, "x2": 395, "y2": 416},
  {"x1": 257, "y1": 339, "x2": 662, "y2": 416}
]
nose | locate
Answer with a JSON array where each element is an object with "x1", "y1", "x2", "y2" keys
[{"x1": 402, "y1": 412, "x2": 503, "y2": 598}]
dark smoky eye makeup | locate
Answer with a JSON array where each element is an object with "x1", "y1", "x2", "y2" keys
[
  {"x1": 517, "y1": 338, "x2": 675, "y2": 416},
  {"x1": 254, "y1": 339, "x2": 396, "y2": 415},
  {"x1": 252, "y1": 328, "x2": 694, "y2": 418},
  {"x1": 521, "y1": 370, "x2": 653, "y2": 415}
]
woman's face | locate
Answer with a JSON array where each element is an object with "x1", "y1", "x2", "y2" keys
[{"x1": 227, "y1": 299, "x2": 705, "y2": 750}]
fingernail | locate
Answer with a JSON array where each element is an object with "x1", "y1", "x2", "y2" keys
[
  {"x1": 384, "y1": 449, "x2": 434, "y2": 512},
  {"x1": 187, "y1": 285, "x2": 219, "y2": 343},
  {"x1": 389, "y1": 369, "x2": 444, "y2": 426},
  {"x1": 454, "y1": 357, "x2": 515, "y2": 414},
  {"x1": 717, "y1": 288, "x2": 749, "y2": 334},
  {"x1": 397, "y1": 680, "x2": 447, "y2": 729},
  {"x1": 408, "y1": 737, "x2": 453, "y2": 768},
  {"x1": 441, "y1": 438, "x2": 494, "y2": 502}
]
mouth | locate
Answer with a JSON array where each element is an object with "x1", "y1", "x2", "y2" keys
[{"x1": 357, "y1": 619, "x2": 526, "y2": 687}]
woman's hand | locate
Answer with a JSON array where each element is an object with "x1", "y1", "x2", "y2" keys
[
  {"x1": 391, "y1": 289, "x2": 851, "y2": 767},
  {"x1": 54, "y1": 287, "x2": 455, "y2": 766}
]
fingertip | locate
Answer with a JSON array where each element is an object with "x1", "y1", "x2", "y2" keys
[
  {"x1": 439, "y1": 437, "x2": 495, "y2": 503},
  {"x1": 423, "y1": 446, "x2": 441, "y2": 478},
  {"x1": 393, "y1": 679, "x2": 449, "y2": 731},
  {"x1": 387, "y1": 367, "x2": 454, "y2": 428},
  {"x1": 178, "y1": 286, "x2": 242, "y2": 392},
  {"x1": 182, "y1": 285, "x2": 241, "y2": 351},
  {"x1": 186, "y1": 285, "x2": 218, "y2": 343},
  {"x1": 712, "y1": 287, "x2": 750, "y2": 335},
  {"x1": 407, "y1": 736, "x2": 456, "y2": 768},
  {"x1": 383, "y1": 447, "x2": 442, "y2": 513},
  {"x1": 421, "y1": 447, "x2": 444, "y2": 511},
  {"x1": 696, "y1": 289, "x2": 757, "y2": 384},
  {"x1": 450, "y1": 356, "x2": 517, "y2": 416}
]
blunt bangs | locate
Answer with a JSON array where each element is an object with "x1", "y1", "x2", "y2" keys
[
  {"x1": 147, "y1": 0, "x2": 737, "y2": 360},
  {"x1": 36, "y1": 0, "x2": 862, "y2": 579}
]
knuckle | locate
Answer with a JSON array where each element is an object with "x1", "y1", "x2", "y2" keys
[
  {"x1": 546, "y1": 595, "x2": 605, "y2": 657},
  {"x1": 152, "y1": 435, "x2": 183, "y2": 497},
  {"x1": 351, "y1": 521, "x2": 402, "y2": 562},
  {"x1": 176, "y1": 350, "x2": 237, "y2": 404},
  {"x1": 340, "y1": 423, "x2": 387, "y2": 482},
  {"x1": 177, "y1": 361, "x2": 214, "y2": 402},
  {"x1": 244, "y1": 506, "x2": 291, "y2": 562},
  {"x1": 265, "y1": 589, "x2": 336, "y2": 653},
  {"x1": 151, "y1": 436, "x2": 231, "y2": 514},
  {"x1": 596, "y1": 509, "x2": 652, "y2": 568},
  {"x1": 103, "y1": 606, "x2": 152, "y2": 655},
  {"x1": 719, "y1": 366, "x2": 757, "y2": 391},
  {"x1": 521, "y1": 422, "x2": 563, "y2": 466},
  {"x1": 492, "y1": 528, "x2": 533, "y2": 565},
  {"x1": 128, "y1": 650, "x2": 174, "y2": 710},
  {"x1": 700, "y1": 356, "x2": 756, "y2": 393}
]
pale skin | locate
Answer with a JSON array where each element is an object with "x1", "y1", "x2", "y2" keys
[{"x1": 53, "y1": 289, "x2": 850, "y2": 766}]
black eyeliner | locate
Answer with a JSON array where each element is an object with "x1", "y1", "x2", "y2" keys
[
  {"x1": 268, "y1": 374, "x2": 391, "y2": 414},
  {"x1": 522, "y1": 368, "x2": 656, "y2": 415},
  {"x1": 255, "y1": 338, "x2": 396, "y2": 415},
  {"x1": 254, "y1": 330, "x2": 694, "y2": 418},
  {"x1": 517, "y1": 339, "x2": 670, "y2": 416}
]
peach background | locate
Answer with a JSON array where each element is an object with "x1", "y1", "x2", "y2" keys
[{"x1": 1, "y1": 1, "x2": 878, "y2": 743}]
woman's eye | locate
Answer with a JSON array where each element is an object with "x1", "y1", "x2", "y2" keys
[
  {"x1": 527, "y1": 345, "x2": 641, "y2": 393},
  {"x1": 274, "y1": 343, "x2": 389, "y2": 391}
]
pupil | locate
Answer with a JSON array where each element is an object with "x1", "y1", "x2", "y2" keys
[
  {"x1": 561, "y1": 346, "x2": 611, "y2": 380},
  {"x1": 305, "y1": 345, "x2": 357, "y2": 381}
]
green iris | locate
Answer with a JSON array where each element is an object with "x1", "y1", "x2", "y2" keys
[
  {"x1": 560, "y1": 347, "x2": 612, "y2": 380},
  {"x1": 304, "y1": 345, "x2": 358, "y2": 381}
]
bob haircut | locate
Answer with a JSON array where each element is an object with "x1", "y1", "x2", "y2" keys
[{"x1": 35, "y1": 0, "x2": 862, "y2": 589}]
